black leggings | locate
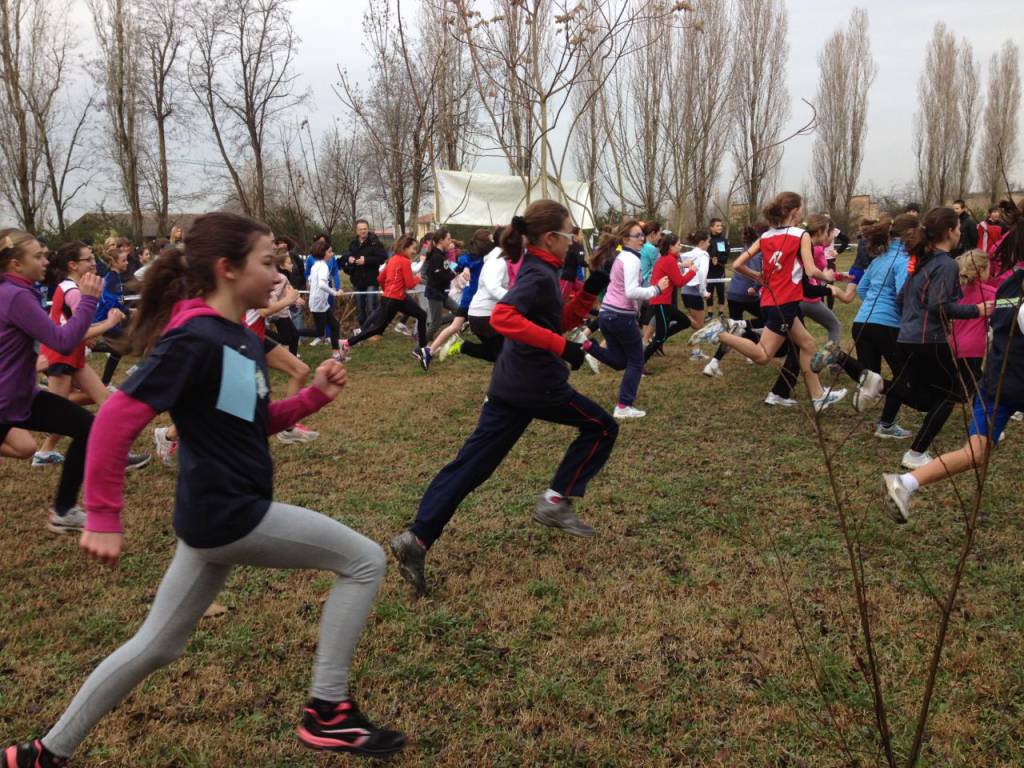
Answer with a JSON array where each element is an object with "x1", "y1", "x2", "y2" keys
[
  {"x1": 713, "y1": 299, "x2": 762, "y2": 361},
  {"x1": 461, "y1": 315, "x2": 504, "y2": 363},
  {"x1": 268, "y1": 315, "x2": 299, "y2": 356},
  {"x1": 0, "y1": 391, "x2": 93, "y2": 513},
  {"x1": 348, "y1": 297, "x2": 427, "y2": 348},
  {"x1": 298, "y1": 310, "x2": 340, "y2": 350},
  {"x1": 644, "y1": 304, "x2": 691, "y2": 361},
  {"x1": 93, "y1": 325, "x2": 127, "y2": 386}
]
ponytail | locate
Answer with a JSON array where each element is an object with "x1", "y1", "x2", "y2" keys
[
  {"x1": 906, "y1": 207, "x2": 959, "y2": 275},
  {"x1": 590, "y1": 217, "x2": 639, "y2": 271},
  {"x1": 500, "y1": 200, "x2": 570, "y2": 265}
]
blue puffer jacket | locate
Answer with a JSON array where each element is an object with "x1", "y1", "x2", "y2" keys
[{"x1": 854, "y1": 241, "x2": 909, "y2": 328}]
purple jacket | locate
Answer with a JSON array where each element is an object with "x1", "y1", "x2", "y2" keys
[{"x1": 0, "y1": 274, "x2": 98, "y2": 422}]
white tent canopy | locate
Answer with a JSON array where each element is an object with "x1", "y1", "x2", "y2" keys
[{"x1": 434, "y1": 169, "x2": 594, "y2": 230}]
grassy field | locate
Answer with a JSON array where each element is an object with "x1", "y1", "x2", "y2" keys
[{"x1": 2, "y1": 293, "x2": 1023, "y2": 767}]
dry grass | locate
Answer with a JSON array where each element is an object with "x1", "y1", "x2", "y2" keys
[{"x1": 2, "y1": 295, "x2": 1023, "y2": 767}]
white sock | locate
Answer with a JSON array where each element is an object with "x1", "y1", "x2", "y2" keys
[
  {"x1": 543, "y1": 488, "x2": 563, "y2": 504},
  {"x1": 899, "y1": 473, "x2": 919, "y2": 493}
]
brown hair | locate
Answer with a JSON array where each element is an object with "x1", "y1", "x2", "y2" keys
[
  {"x1": 642, "y1": 220, "x2": 662, "y2": 237},
  {"x1": 45, "y1": 241, "x2": 90, "y2": 286},
  {"x1": 500, "y1": 199, "x2": 571, "y2": 265},
  {"x1": 310, "y1": 239, "x2": 332, "y2": 260},
  {"x1": 103, "y1": 236, "x2": 131, "y2": 267},
  {"x1": 890, "y1": 213, "x2": 919, "y2": 243},
  {"x1": 741, "y1": 221, "x2": 769, "y2": 247},
  {"x1": 467, "y1": 228, "x2": 493, "y2": 258},
  {"x1": 130, "y1": 212, "x2": 272, "y2": 354},
  {"x1": 658, "y1": 232, "x2": 680, "y2": 255},
  {"x1": 687, "y1": 229, "x2": 710, "y2": 246},
  {"x1": 763, "y1": 192, "x2": 802, "y2": 227},
  {"x1": 392, "y1": 234, "x2": 417, "y2": 254},
  {"x1": 906, "y1": 207, "x2": 959, "y2": 273},
  {"x1": 861, "y1": 218, "x2": 893, "y2": 257},
  {"x1": 0, "y1": 228, "x2": 39, "y2": 276},
  {"x1": 589, "y1": 217, "x2": 641, "y2": 271},
  {"x1": 805, "y1": 214, "x2": 831, "y2": 237}
]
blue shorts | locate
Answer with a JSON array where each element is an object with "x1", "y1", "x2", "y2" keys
[
  {"x1": 968, "y1": 388, "x2": 1023, "y2": 445},
  {"x1": 761, "y1": 301, "x2": 803, "y2": 335}
]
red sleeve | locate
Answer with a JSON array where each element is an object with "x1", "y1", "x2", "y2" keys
[
  {"x1": 677, "y1": 268, "x2": 696, "y2": 286},
  {"x1": 268, "y1": 386, "x2": 332, "y2": 435},
  {"x1": 561, "y1": 289, "x2": 597, "y2": 331},
  {"x1": 491, "y1": 302, "x2": 566, "y2": 355},
  {"x1": 84, "y1": 391, "x2": 158, "y2": 533}
]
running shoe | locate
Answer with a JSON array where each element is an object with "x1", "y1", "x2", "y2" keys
[
  {"x1": 810, "y1": 340, "x2": 842, "y2": 373},
  {"x1": 1012, "y1": 411, "x2": 1023, "y2": 422},
  {"x1": 874, "y1": 422, "x2": 911, "y2": 439},
  {"x1": 126, "y1": 452, "x2": 151, "y2": 471},
  {"x1": 309, "y1": 337, "x2": 323, "y2": 346},
  {"x1": 584, "y1": 353, "x2": 600, "y2": 374},
  {"x1": 3, "y1": 740, "x2": 67, "y2": 768},
  {"x1": 881, "y1": 473, "x2": 912, "y2": 524},
  {"x1": 293, "y1": 422, "x2": 319, "y2": 440},
  {"x1": 277, "y1": 427, "x2": 314, "y2": 444},
  {"x1": 764, "y1": 392, "x2": 797, "y2": 407},
  {"x1": 901, "y1": 449, "x2": 933, "y2": 470},
  {"x1": 813, "y1": 387, "x2": 847, "y2": 413},
  {"x1": 689, "y1": 348, "x2": 708, "y2": 361},
  {"x1": 47, "y1": 506, "x2": 86, "y2": 534},
  {"x1": 154, "y1": 427, "x2": 177, "y2": 467},
  {"x1": 32, "y1": 450, "x2": 65, "y2": 467},
  {"x1": 419, "y1": 347, "x2": 432, "y2": 371},
  {"x1": 439, "y1": 333, "x2": 462, "y2": 361},
  {"x1": 613, "y1": 405, "x2": 646, "y2": 419},
  {"x1": 394, "y1": 322, "x2": 412, "y2": 337},
  {"x1": 390, "y1": 530, "x2": 427, "y2": 596},
  {"x1": 852, "y1": 369, "x2": 885, "y2": 413},
  {"x1": 297, "y1": 698, "x2": 405, "y2": 757},
  {"x1": 689, "y1": 319, "x2": 723, "y2": 345},
  {"x1": 724, "y1": 318, "x2": 747, "y2": 336},
  {"x1": 532, "y1": 495, "x2": 596, "y2": 538},
  {"x1": 702, "y1": 358, "x2": 723, "y2": 378}
]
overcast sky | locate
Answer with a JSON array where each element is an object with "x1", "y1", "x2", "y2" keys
[{"x1": 63, "y1": 0, "x2": 1023, "y2": 220}]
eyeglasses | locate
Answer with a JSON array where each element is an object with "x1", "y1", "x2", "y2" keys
[
  {"x1": 549, "y1": 230, "x2": 575, "y2": 241},
  {"x1": 627, "y1": 232, "x2": 644, "y2": 240}
]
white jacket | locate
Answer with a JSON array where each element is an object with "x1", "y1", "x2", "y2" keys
[
  {"x1": 308, "y1": 259, "x2": 338, "y2": 312},
  {"x1": 681, "y1": 247, "x2": 709, "y2": 296},
  {"x1": 468, "y1": 248, "x2": 509, "y2": 317}
]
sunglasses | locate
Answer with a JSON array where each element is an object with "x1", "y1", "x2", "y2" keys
[{"x1": 549, "y1": 230, "x2": 575, "y2": 240}]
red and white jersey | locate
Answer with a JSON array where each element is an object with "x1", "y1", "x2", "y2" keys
[
  {"x1": 243, "y1": 309, "x2": 267, "y2": 341},
  {"x1": 758, "y1": 226, "x2": 807, "y2": 307},
  {"x1": 41, "y1": 279, "x2": 87, "y2": 368}
]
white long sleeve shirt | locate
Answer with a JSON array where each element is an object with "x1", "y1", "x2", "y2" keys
[
  {"x1": 308, "y1": 259, "x2": 338, "y2": 312},
  {"x1": 468, "y1": 248, "x2": 509, "y2": 317},
  {"x1": 681, "y1": 247, "x2": 710, "y2": 297}
]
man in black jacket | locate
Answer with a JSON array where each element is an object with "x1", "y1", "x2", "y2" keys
[
  {"x1": 343, "y1": 219, "x2": 387, "y2": 327},
  {"x1": 952, "y1": 200, "x2": 978, "y2": 257}
]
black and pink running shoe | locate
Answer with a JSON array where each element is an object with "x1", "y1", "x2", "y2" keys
[
  {"x1": 296, "y1": 698, "x2": 405, "y2": 758},
  {"x1": 3, "y1": 740, "x2": 67, "y2": 767}
]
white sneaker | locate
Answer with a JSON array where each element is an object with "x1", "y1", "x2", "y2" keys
[
  {"x1": 154, "y1": 427, "x2": 177, "y2": 467},
  {"x1": 1012, "y1": 411, "x2": 1023, "y2": 422},
  {"x1": 690, "y1": 319, "x2": 723, "y2": 345},
  {"x1": 881, "y1": 473, "x2": 913, "y2": 524},
  {"x1": 584, "y1": 353, "x2": 600, "y2": 374},
  {"x1": 901, "y1": 449, "x2": 933, "y2": 470},
  {"x1": 764, "y1": 392, "x2": 797, "y2": 407},
  {"x1": 813, "y1": 387, "x2": 848, "y2": 413},
  {"x1": 702, "y1": 358, "x2": 723, "y2": 378},
  {"x1": 394, "y1": 322, "x2": 412, "y2": 336},
  {"x1": 852, "y1": 370, "x2": 884, "y2": 413},
  {"x1": 310, "y1": 337, "x2": 323, "y2": 346},
  {"x1": 613, "y1": 405, "x2": 646, "y2": 419},
  {"x1": 689, "y1": 348, "x2": 708, "y2": 361},
  {"x1": 276, "y1": 428, "x2": 304, "y2": 444},
  {"x1": 47, "y1": 506, "x2": 86, "y2": 534},
  {"x1": 874, "y1": 422, "x2": 912, "y2": 439},
  {"x1": 724, "y1": 318, "x2": 747, "y2": 336}
]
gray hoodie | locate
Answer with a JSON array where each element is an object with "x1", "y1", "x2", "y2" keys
[{"x1": 898, "y1": 250, "x2": 979, "y2": 345}]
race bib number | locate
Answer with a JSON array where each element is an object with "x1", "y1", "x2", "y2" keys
[{"x1": 216, "y1": 345, "x2": 257, "y2": 422}]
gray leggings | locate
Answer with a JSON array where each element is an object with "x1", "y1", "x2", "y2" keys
[
  {"x1": 43, "y1": 502, "x2": 386, "y2": 758},
  {"x1": 799, "y1": 300, "x2": 842, "y2": 344}
]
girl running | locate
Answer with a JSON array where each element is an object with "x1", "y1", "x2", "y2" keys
[
  {"x1": 0, "y1": 231, "x2": 103, "y2": 533},
  {"x1": 882, "y1": 226, "x2": 1024, "y2": 524},
  {"x1": 461, "y1": 226, "x2": 514, "y2": 364},
  {"x1": 949, "y1": 250, "x2": 996, "y2": 397},
  {"x1": 643, "y1": 233, "x2": 696, "y2": 363},
  {"x1": 390, "y1": 201, "x2": 614, "y2": 596},
  {"x1": 583, "y1": 219, "x2": 670, "y2": 419},
  {"x1": 3, "y1": 212, "x2": 404, "y2": 767},
  {"x1": 702, "y1": 223, "x2": 767, "y2": 379},
  {"x1": 342, "y1": 235, "x2": 430, "y2": 367},
  {"x1": 865, "y1": 208, "x2": 994, "y2": 470},
  {"x1": 298, "y1": 239, "x2": 344, "y2": 359},
  {"x1": 94, "y1": 241, "x2": 132, "y2": 386},
  {"x1": 680, "y1": 230, "x2": 711, "y2": 360},
  {"x1": 717, "y1": 192, "x2": 843, "y2": 413},
  {"x1": 428, "y1": 229, "x2": 492, "y2": 363},
  {"x1": 35, "y1": 243, "x2": 150, "y2": 470}
]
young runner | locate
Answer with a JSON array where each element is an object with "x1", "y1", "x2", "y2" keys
[
  {"x1": 643, "y1": 233, "x2": 696, "y2": 363},
  {"x1": 2, "y1": 212, "x2": 405, "y2": 766},
  {"x1": 390, "y1": 201, "x2": 614, "y2": 596}
]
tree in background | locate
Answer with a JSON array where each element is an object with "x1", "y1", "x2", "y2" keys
[
  {"x1": 978, "y1": 40, "x2": 1021, "y2": 203},
  {"x1": 811, "y1": 7, "x2": 876, "y2": 228}
]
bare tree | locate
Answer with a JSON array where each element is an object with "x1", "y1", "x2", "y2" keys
[
  {"x1": 294, "y1": 119, "x2": 370, "y2": 235},
  {"x1": 188, "y1": 0, "x2": 306, "y2": 221},
  {"x1": 978, "y1": 41, "x2": 1020, "y2": 203},
  {"x1": 730, "y1": 0, "x2": 789, "y2": 219},
  {"x1": 88, "y1": 0, "x2": 146, "y2": 241},
  {"x1": 914, "y1": 23, "x2": 980, "y2": 207},
  {"x1": 0, "y1": 0, "x2": 62, "y2": 231},
  {"x1": 811, "y1": 8, "x2": 876, "y2": 227},
  {"x1": 138, "y1": 0, "x2": 184, "y2": 236}
]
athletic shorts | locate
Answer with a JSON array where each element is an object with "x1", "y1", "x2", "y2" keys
[
  {"x1": 681, "y1": 293, "x2": 705, "y2": 311},
  {"x1": 639, "y1": 302, "x2": 654, "y2": 326},
  {"x1": 455, "y1": 306, "x2": 470, "y2": 320},
  {"x1": 761, "y1": 301, "x2": 803, "y2": 335},
  {"x1": 968, "y1": 388, "x2": 1023, "y2": 445},
  {"x1": 262, "y1": 337, "x2": 279, "y2": 354},
  {"x1": 45, "y1": 363, "x2": 78, "y2": 377}
]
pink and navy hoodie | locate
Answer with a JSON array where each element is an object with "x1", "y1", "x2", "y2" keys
[
  {"x1": 0, "y1": 273, "x2": 98, "y2": 423},
  {"x1": 84, "y1": 298, "x2": 331, "y2": 547}
]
